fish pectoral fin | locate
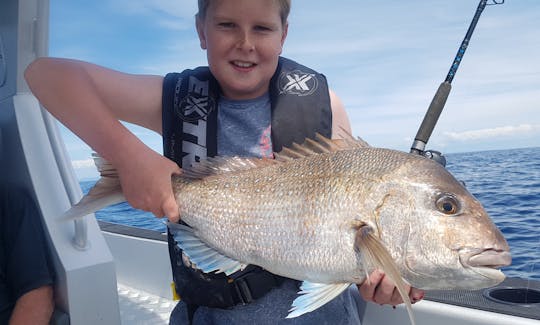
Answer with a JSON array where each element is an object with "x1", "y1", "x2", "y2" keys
[
  {"x1": 286, "y1": 282, "x2": 350, "y2": 318},
  {"x1": 166, "y1": 222, "x2": 244, "y2": 276},
  {"x1": 354, "y1": 223, "x2": 417, "y2": 325}
]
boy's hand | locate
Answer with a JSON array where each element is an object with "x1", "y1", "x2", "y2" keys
[
  {"x1": 116, "y1": 148, "x2": 182, "y2": 222},
  {"x1": 357, "y1": 270, "x2": 425, "y2": 306}
]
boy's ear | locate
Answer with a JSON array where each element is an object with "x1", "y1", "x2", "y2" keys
[{"x1": 196, "y1": 17, "x2": 207, "y2": 50}]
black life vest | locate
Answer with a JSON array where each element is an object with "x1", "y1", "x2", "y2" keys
[{"x1": 161, "y1": 56, "x2": 332, "y2": 308}]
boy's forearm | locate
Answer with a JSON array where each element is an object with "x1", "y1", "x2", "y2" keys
[
  {"x1": 24, "y1": 58, "x2": 150, "y2": 166},
  {"x1": 9, "y1": 285, "x2": 54, "y2": 325}
]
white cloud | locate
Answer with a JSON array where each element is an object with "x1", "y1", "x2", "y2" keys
[
  {"x1": 71, "y1": 159, "x2": 95, "y2": 169},
  {"x1": 444, "y1": 124, "x2": 540, "y2": 141},
  {"x1": 156, "y1": 18, "x2": 195, "y2": 31},
  {"x1": 107, "y1": 0, "x2": 197, "y2": 20},
  {"x1": 137, "y1": 40, "x2": 207, "y2": 75}
]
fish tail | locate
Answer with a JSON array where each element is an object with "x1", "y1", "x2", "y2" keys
[
  {"x1": 355, "y1": 223, "x2": 416, "y2": 325},
  {"x1": 61, "y1": 154, "x2": 125, "y2": 221}
]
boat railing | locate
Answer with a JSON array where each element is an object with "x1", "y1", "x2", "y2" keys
[{"x1": 2, "y1": 0, "x2": 122, "y2": 323}]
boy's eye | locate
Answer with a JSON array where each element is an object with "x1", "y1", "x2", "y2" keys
[
  {"x1": 218, "y1": 22, "x2": 235, "y2": 28},
  {"x1": 254, "y1": 25, "x2": 272, "y2": 32}
]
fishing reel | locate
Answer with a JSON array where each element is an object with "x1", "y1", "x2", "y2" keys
[
  {"x1": 410, "y1": 142, "x2": 446, "y2": 167},
  {"x1": 410, "y1": 139, "x2": 447, "y2": 167},
  {"x1": 421, "y1": 149, "x2": 446, "y2": 167},
  {"x1": 416, "y1": 149, "x2": 467, "y2": 187}
]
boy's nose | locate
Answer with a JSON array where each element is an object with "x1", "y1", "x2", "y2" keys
[{"x1": 236, "y1": 32, "x2": 255, "y2": 51}]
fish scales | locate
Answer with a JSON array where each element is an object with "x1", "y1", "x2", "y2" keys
[{"x1": 173, "y1": 148, "x2": 421, "y2": 283}]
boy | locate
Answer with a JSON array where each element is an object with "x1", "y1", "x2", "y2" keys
[{"x1": 25, "y1": 0, "x2": 423, "y2": 323}]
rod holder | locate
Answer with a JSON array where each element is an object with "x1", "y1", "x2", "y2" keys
[{"x1": 484, "y1": 287, "x2": 540, "y2": 306}]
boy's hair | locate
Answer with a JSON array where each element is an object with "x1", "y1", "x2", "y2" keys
[{"x1": 197, "y1": 0, "x2": 291, "y2": 25}]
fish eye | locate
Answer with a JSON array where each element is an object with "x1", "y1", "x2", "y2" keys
[{"x1": 435, "y1": 194, "x2": 460, "y2": 215}]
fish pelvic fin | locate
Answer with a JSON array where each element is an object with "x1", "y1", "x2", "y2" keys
[
  {"x1": 287, "y1": 282, "x2": 351, "y2": 318},
  {"x1": 167, "y1": 221, "x2": 245, "y2": 275},
  {"x1": 354, "y1": 222, "x2": 416, "y2": 325},
  {"x1": 61, "y1": 153, "x2": 125, "y2": 221}
]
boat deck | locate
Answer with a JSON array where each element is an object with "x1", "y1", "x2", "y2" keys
[{"x1": 118, "y1": 283, "x2": 176, "y2": 325}]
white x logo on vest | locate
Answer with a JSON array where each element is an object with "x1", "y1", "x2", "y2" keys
[
  {"x1": 184, "y1": 95, "x2": 209, "y2": 118},
  {"x1": 284, "y1": 73, "x2": 314, "y2": 92}
]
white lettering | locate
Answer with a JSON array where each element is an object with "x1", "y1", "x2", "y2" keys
[
  {"x1": 182, "y1": 77, "x2": 209, "y2": 167},
  {"x1": 184, "y1": 96, "x2": 208, "y2": 117},
  {"x1": 182, "y1": 140, "x2": 207, "y2": 167},
  {"x1": 183, "y1": 120, "x2": 207, "y2": 146},
  {"x1": 189, "y1": 76, "x2": 208, "y2": 96}
]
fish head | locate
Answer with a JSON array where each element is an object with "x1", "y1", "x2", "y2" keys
[{"x1": 371, "y1": 155, "x2": 511, "y2": 290}]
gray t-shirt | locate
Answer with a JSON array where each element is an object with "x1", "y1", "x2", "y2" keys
[{"x1": 217, "y1": 93, "x2": 274, "y2": 158}]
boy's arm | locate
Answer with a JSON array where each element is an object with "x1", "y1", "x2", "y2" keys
[
  {"x1": 329, "y1": 90, "x2": 352, "y2": 138},
  {"x1": 24, "y1": 58, "x2": 181, "y2": 221},
  {"x1": 329, "y1": 89, "x2": 425, "y2": 306}
]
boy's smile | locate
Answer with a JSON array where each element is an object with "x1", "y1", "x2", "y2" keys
[
  {"x1": 231, "y1": 60, "x2": 256, "y2": 70},
  {"x1": 196, "y1": 0, "x2": 288, "y2": 100}
]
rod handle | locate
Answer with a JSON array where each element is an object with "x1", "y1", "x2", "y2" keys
[{"x1": 410, "y1": 81, "x2": 452, "y2": 154}]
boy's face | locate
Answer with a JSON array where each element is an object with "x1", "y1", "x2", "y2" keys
[{"x1": 196, "y1": 0, "x2": 288, "y2": 100}]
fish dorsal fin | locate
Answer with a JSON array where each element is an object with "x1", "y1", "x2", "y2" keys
[
  {"x1": 167, "y1": 221, "x2": 246, "y2": 275},
  {"x1": 274, "y1": 133, "x2": 370, "y2": 162},
  {"x1": 335, "y1": 126, "x2": 371, "y2": 148},
  {"x1": 287, "y1": 282, "x2": 351, "y2": 318},
  {"x1": 61, "y1": 153, "x2": 125, "y2": 221},
  {"x1": 355, "y1": 222, "x2": 416, "y2": 325},
  {"x1": 182, "y1": 156, "x2": 278, "y2": 179},
  {"x1": 184, "y1": 132, "x2": 370, "y2": 178}
]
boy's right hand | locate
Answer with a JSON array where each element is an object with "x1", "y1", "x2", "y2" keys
[
  {"x1": 116, "y1": 148, "x2": 182, "y2": 222},
  {"x1": 358, "y1": 270, "x2": 425, "y2": 306}
]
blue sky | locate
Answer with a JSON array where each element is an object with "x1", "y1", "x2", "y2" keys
[{"x1": 48, "y1": 0, "x2": 540, "y2": 180}]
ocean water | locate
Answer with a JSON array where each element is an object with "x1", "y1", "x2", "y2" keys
[{"x1": 80, "y1": 146, "x2": 540, "y2": 280}]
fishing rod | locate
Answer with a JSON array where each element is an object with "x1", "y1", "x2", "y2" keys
[{"x1": 409, "y1": 0, "x2": 505, "y2": 166}]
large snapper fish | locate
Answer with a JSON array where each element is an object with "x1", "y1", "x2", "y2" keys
[{"x1": 65, "y1": 135, "x2": 511, "y2": 324}]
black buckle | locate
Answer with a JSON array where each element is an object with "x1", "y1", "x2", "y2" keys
[
  {"x1": 229, "y1": 268, "x2": 288, "y2": 306},
  {"x1": 232, "y1": 277, "x2": 254, "y2": 304}
]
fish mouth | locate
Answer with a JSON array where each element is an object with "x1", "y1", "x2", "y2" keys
[{"x1": 460, "y1": 248, "x2": 512, "y2": 279}]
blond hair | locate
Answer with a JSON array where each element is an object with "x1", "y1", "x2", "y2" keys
[{"x1": 197, "y1": 0, "x2": 291, "y2": 25}]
